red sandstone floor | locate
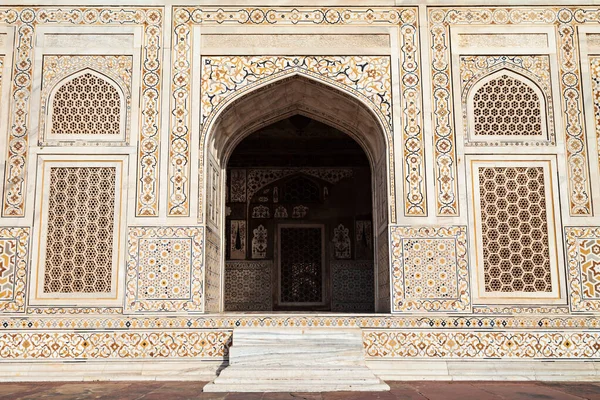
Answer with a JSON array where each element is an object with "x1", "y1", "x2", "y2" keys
[{"x1": 0, "y1": 381, "x2": 599, "y2": 399}]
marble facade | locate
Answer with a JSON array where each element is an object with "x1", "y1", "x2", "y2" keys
[{"x1": 0, "y1": 0, "x2": 600, "y2": 381}]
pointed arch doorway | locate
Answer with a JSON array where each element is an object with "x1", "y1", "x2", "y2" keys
[{"x1": 202, "y1": 75, "x2": 392, "y2": 313}]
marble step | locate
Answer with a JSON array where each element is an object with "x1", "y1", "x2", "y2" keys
[
  {"x1": 203, "y1": 380, "x2": 390, "y2": 393},
  {"x1": 232, "y1": 328, "x2": 363, "y2": 345},
  {"x1": 203, "y1": 327, "x2": 389, "y2": 392},
  {"x1": 216, "y1": 366, "x2": 381, "y2": 382},
  {"x1": 203, "y1": 381, "x2": 390, "y2": 392},
  {"x1": 229, "y1": 346, "x2": 364, "y2": 366}
]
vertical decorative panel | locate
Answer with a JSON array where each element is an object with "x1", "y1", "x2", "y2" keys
[
  {"x1": 0, "y1": 228, "x2": 29, "y2": 313},
  {"x1": 204, "y1": 227, "x2": 221, "y2": 312},
  {"x1": 376, "y1": 229, "x2": 390, "y2": 313},
  {"x1": 229, "y1": 220, "x2": 246, "y2": 260},
  {"x1": 589, "y1": 56, "x2": 600, "y2": 176},
  {"x1": 565, "y1": 227, "x2": 600, "y2": 313},
  {"x1": 229, "y1": 169, "x2": 246, "y2": 202}
]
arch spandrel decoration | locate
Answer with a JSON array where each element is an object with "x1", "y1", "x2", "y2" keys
[
  {"x1": 197, "y1": 59, "x2": 395, "y2": 224},
  {"x1": 170, "y1": 7, "x2": 425, "y2": 218},
  {"x1": 459, "y1": 56, "x2": 554, "y2": 147},
  {"x1": 40, "y1": 56, "x2": 133, "y2": 145}
]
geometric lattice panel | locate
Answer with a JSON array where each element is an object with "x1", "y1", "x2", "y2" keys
[
  {"x1": 478, "y1": 166, "x2": 551, "y2": 293},
  {"x1": 460, "y1": 56, "x2": 554, "y2": 147},
  {"x1": 224, "y1": 261, "x2": 272, "y2": 311},
  {"x1": 126, "y1": 227, "x2": 203, "y2": 313},
  {"x1": 39, "y1": 55, "x2": 133, "y2": 145},
  {"x1": 470, "y1": 156, "x2": 563, "y2": 305},
  {"x1": 43, "y1": 167, "x2": 116, "y2": 294},
  {"x1": 0, "y1": 228, "x2": 29, "y2": 313},
  {"x1": 331, "y1": 261, "x2": 374, "y2": 313},
  {"x1": 391, "y1": 226, "x2": 470, "y2": 313},
  {"x1": 51, "y1": 72, "x2": 121, "y2": 136},
  {"x1": 472, "y1": 74, "x2": 543, "y2": 137},
  {"x1": 565, "y1": 227, "x2": 600, "y2": 313}
]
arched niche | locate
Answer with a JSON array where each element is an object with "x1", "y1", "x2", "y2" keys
[
  {"x1": 466, "y1": 69, "x2": 549, "y2": 143},
  {"x1": 46, "y1": 68, "x2": 128, "y2": 140},
  {"x1": 201, "y1": 73, "x2": 393, "y2": 313}
]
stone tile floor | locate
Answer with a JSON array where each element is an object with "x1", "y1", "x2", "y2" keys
[{"x1": 0, "y1": 381, "x2": 600, "y2": 399}]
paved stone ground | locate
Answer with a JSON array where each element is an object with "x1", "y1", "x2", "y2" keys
[{"x1": 0, "y1": 381, "x2": 599, "y2": 399}]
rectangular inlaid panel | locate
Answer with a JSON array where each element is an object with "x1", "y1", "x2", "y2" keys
[
  {"x1": 565, "y1": 227, "x2": 600, "y2": 312},
  {"x1": 391, "y1": 226, "x2": 470, "y2": 313},
  {"x1": 0, "y1": 228, "x2": 29, "y2": 313},
  {"x1": 126, "y1": 227, "x2": 203, "y2": 313},
  {"x1": 224, "y1": 261, "x2": 272, "y2": 311},
  {"x1": 43, "y1": 167, "x2": 116, "y2": 294}
]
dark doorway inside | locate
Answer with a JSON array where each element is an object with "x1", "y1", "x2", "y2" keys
[{"x1": 223, "y1": 115, "x2": 375, "y2": 312}]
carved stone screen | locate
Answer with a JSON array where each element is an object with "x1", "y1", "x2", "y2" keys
[
  {"x1": 473, "y1": 74, "x2": 542, "y2": 136},
  {"x1": 279, "y1": 227, "x2": 323, "y2": 305},
  {"x1": 478, "y1": 166, "x2": 551, "y2": 293},
  {"x1": 51, "y1": 72, "x2": 121, "y2": 135},
  {"x1": 43, "y1": 167, "x2": 117, "y2": 293}
]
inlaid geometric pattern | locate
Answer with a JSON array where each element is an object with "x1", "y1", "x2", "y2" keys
[
  {"x1": 137, "y1": 239, "x2": 191, "y2": 300},
  {"x1": 126, "y1": 227, "x2": 203, "y2": 313},
  {"x1": 0, "y1": 330, "x2": 231, "y2": 360},
  {"x1": 472, "y1": 75, "x2": 542, "y2": 136},
  {"x1": 402, "y1": 238, "x2": 457, "y2": 299},
  {"x1": 477, "y1": 166, "x2": 551, "y2": 293},
  {"x1": 50, "y1": 72, "x2": 121, "y2": 135},
  {"x1": 43, "y1": 167, "x2": 116, "y2": 294},
  {"x1": 331, "y1": 261, "x2": 374, "y2": 312},
  {"x1": 224, "y1": 261, "x2": 272, "y2": 311},
  {"x1": 590, "y1": 56, "x2": 600, "y2": 172},
  {"x1": 565, "y1": 227, "x2": 600, "y2": 312},
  {"x1": 391, "y1": 226, "x2": 470, "y2": 312},
  {"x1": 0, "y1": 228, "x2": 29, "y2": 313},
  {"x1": 363, "y1": 330, "x2": 600, "y2": 359}
]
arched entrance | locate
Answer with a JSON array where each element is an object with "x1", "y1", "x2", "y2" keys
[{"x1": 202, "y1": 75, "x2": 391, "y2": 313}]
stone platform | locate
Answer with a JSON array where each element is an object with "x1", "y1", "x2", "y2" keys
[{"x1": 203, "y1": 328, "x2": 389, "y2": 392}]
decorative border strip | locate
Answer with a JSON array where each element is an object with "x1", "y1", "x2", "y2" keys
[
  {"x1": 428, "y1": 7, "x2": 595, "y2": 216},
  {"x1": 364, "y1": 330, "x2": 600, "y2": 358},
  {"x1": 0, "y1": 330, "x2": 230, "y2": 360},
  {"x1": 391, "y1": 226, "x2": 471, "y2": 312},
  {"x1": 170, "y1": 7, "x2": 424, "y2": 220},
  {"x1": 0, "y1": 227, "x2": 29, "y2": 313},
  {"x1": 0, "y1": 7, "x2": 162, "y2": 217},
  {"x1": 3, "y1": 315, "x2": 600, "y2": 330}
]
